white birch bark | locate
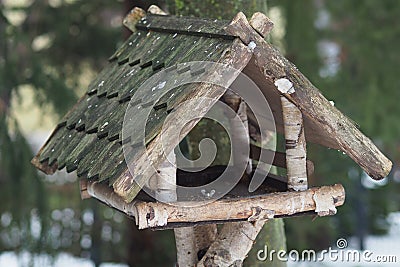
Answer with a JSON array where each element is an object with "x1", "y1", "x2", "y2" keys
[
  {"x1": 157, "y1": 152, "x2": 217, "y2": 266},
  {"x1": 280, "y1": 96, "x2": 308, "y2": 191}
]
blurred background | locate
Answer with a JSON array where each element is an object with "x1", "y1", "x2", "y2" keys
[{"x1": 0, "y1": 0, "x2": 399, "y2": 266}]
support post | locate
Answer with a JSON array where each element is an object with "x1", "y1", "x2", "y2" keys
[
  {"x1": 198, "y1": 220, "x2": 267, "y2": 266},
  {"x1": 198, "y1": 91, "x2": 263, "y2": 266},
  {"x1": 280, "y1": 95, "x2": 308, "y2": 191},
  {"x1": 156, "y1": 151, "x2": 202, "y2": 267}
]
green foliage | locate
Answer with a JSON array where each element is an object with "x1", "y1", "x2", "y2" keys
[
  {"x1": 167, "y1": 0, "x2": 267, "y2": 19},
  {"x1": 0, "y1": 0, "x2": 160, "y2": 264},
  {"x1": 271, "y1": 0, "x2": 400, "y2": 252}
]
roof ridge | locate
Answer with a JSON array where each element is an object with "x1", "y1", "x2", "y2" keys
[{"x1": 135, "y1": 14, "x2": 236, "y2": 40}]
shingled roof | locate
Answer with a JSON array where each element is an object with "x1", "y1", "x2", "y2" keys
[{"x1": 32, "y1": 9, "x2": 392, "y2": 203}]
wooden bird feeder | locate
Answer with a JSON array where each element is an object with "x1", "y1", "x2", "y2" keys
[{"x1": 32, "y1": 6, "x2": 392, "y2": 266}]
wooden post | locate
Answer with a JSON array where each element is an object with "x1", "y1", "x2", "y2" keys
[
  {"x1": 228, "y1": 11, "x2": 309, "y2": 192},
  {"x1": 279, "y1": 94, "x2": 308, "y2": 191},
  {"x1": 156, "y1": 150, "x2": 202, "y2": 266},
  {"x1": 155, "y1": 151, "x2": 196, "y2": 266},
  {"x1": 223, "y1": 91, "x2": 252, "y2": 173},
  {"x1": 198, "y1": 220, "x2": 267, "y2": 266}
]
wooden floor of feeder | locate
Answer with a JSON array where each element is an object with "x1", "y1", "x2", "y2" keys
[{"x1": 85, "y1": 180, "x2": 345, "y2": 230}]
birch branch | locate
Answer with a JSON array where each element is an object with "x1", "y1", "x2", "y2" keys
[
  {"x1": 155, "y1": 152, "x2": 199, "y2": 266},
  {"x1": 86, "y1": 182, "x2": 345, "y2": 229},
  {"x1": 280, "y1": 95, "x2": 308, "y2": 191},
  {"x1": 198, "y1": 220, "x2": 266, "y2": 266}
]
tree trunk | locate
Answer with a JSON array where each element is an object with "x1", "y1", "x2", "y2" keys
[
  {"x1": 165, "y1": 1, "x2": 287, "y2": 266},
  {"x1": 244, "y1": 219, "x2": 287, "y2": 267}
]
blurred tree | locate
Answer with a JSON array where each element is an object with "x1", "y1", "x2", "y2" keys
[
  {"x1": 323, "y1": 0, "x2": 400, "y2": 246},
  {"x1": 270, "y1": 0, "x2": 400, "y2": 252},
  {"x1": 0, "y1": 0, "x2": 160, "y2": 266}
]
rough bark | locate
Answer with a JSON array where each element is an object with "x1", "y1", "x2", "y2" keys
[
  {"x1": 86, "y1": 182, "x2": 345, "y2": 230},
  {"x1": 280, "y1": 96, "x2": 308, "y2": 191},
  {"x1": 214, "y1": 89, "x2": 260, "y2": 267},
  {"x1": 225, "y1": 12, "x2": 392, "y2": 180},
  {"x1": 249, "y1": 144, "x2": 314, "y2": 176},
  {"x1": 198, "y1": 220, "x2": 267, "y2": 267},
  {"x1": 155, "y1": 151, "x2": 177, "y2": 203},
  {"x1": 154, "y1": 151, "x2": 201, "y2": 266},
  {"x1": 244, "y1": 219, "x2": 287, "y2": 267},
  {"x1": 174, "y1": 225, "x2": 217, "y2": 266},
  {"x1": 174, "y1": 227, "x2": 198, "y2": 266},
  {"x1": 249, "y1": 12, "x2": 274, "y2": 37}
]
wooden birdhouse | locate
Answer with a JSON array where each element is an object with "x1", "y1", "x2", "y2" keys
[{"x1": 32, "y1": 5, "x2": 392, "y2": 266}]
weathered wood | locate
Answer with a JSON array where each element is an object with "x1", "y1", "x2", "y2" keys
[
  {"x1": 226, "y1": 12, "x2": 392, "y2": 179},
  {"x1": 123, "y1": 7, "x2": 146, "y2": 32},
  {"x1": 87, "y1": 181, "x2": 344, "y2": 229},
  {"x1": 249, "y1": 12, "x2": 274, "y2": 37},
  {"x1": 194, "y1": 225, "x2": 217, "y2": 259},
  {"x1": 148, "y1": 213, "x2": 313, "y2": 230},
  {"x1": 156, "y1": 153, "x2": 198, "y2": 266},
  {"x1": 249, "y1": 144, "x2": 314, "y2": 176},
  {"x1": 219, "y1": 88, "x2": 259, "y2": 267},
  {"x1": 174, "y1": 225, "x2": 217, "y2": 266},
  {"x1": 223, "y1": 91, "x2": 251, "y2": 173},
  {"x1": 154, "y1": 152, "x2": 215, "y2": 266},
  {"x1": 155, "y1": 151, "x2": 177, "y2": 202},
  {"x1": 147, "y1": 5, "x2": 167, "y2": 15},
  {"x1": 174, "y1": 227, "x2": 198, "y2": 266},
  {"x1": 198, "y1": 220, "x2": 267, "y2": 267},
  {"x1": 113, "y1": 39, "x2": 253, "y2": 203},
  {"x1": 79, "y1": 179, "x2": 91, "y2": 199},
  {"x1": 136, "y1": 14, "x2": 235, "y2": 40},
  {"x1": 133, "y1": 184, "x2": 345, "y2": 229},
  {"x1": 281, "y1": 96, "x2": 308, "y2": 191}
]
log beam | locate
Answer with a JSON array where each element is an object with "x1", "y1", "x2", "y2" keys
[
  {"x1": 133, "y1": 184, "x2": 344, "y2": 229},
  {"x1": 225, "y1": 12, "x2": 392, "y2": 180},
  {"x1": 86, "y1": 181, "x2": 345, "y2": 230}
]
